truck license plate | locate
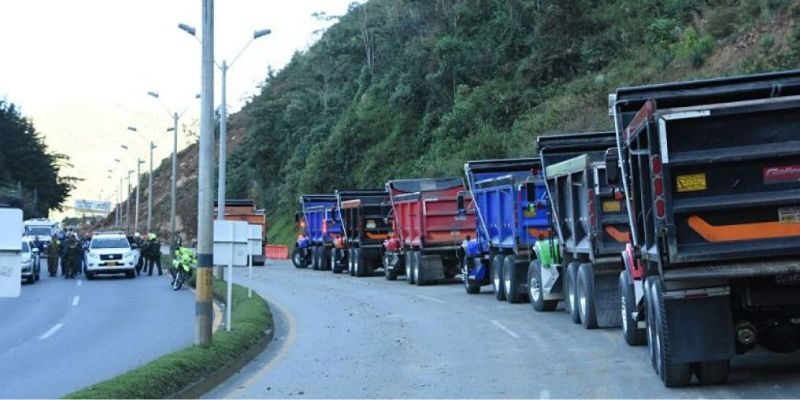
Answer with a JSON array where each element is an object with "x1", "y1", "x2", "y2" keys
[
  {"x1": 366, "y1": 220, "x2": 376, "y2": 229},
  {"x1": 779, "y1": 207, "x2": 800, "y2": 224},
  {"x1": 676, "y1": 173, "x2": 707, "y2": 192},
  {"x1": 602, "y1": 200, "x2": 621, "y2": 213}
]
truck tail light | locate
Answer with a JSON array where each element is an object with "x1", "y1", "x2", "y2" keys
[
  {"x1": 651, "y1": 155, "x2": 665, "y2": 219},
  {"x1": 322, "y1": 220, "x2": 328, "y2": 234}
]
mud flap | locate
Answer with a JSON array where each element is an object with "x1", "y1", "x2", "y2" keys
[
  {"x1": 665, "y1": 293, "x2": 735, "y2": 364},
  {"x1": 595, "y1": 271, "x2": 623, "y2": 328},
  {"x1": 541, "y1": 263, "x2": 563, "y2": 301},
  {"x1": 419, "y1": 254, "x2": 445, "y2": 282}
]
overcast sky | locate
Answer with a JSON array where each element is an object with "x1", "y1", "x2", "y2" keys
[{"x1": 0, "y1": 0, "x2": 356, "y2": 217}]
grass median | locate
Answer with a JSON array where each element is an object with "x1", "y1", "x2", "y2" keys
[{"x1": 64, "y1": 276, "x2": 272, "y2": 399}]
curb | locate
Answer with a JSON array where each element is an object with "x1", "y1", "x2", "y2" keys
[{"x1": 171, "y1": 326, "x2": 274, "y2": 399}]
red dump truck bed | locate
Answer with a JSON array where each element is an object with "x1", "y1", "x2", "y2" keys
[{"x1": 387, "y1": 178, "x2": 475, "y2": 250}]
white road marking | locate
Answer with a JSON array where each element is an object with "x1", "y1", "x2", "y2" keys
[
  {"x1": 416, "y1": 294, "x2": 445, "y2": 304},
  {"x1": 540, "y1": 390, "x2": 551, "y2": 399},
  {"x1": 39, "y1": 323, "x2": 63, "y2": 340},
  {"x1": 491, "y1": 320, "x2": 520, "y2": 339},
  {"x1": 76, "y1": 279, "x2": 82, "y2": 286},
  {"x1": 72, "y1": 296, "x2": 80, "y2": 306}
]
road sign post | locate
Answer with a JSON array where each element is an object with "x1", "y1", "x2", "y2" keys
[
  {"x1": 0, "y1": 209, "x2": 23, "y2": 298},
  {"x1": 248, "y1": 224, "x2": 263, "y2": 298},
  {"x1": 213, "y1": 220, "x2": 248, "y2": 332}
]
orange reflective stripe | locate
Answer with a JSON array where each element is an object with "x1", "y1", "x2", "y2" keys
[
  {"x1": 605, "y1": 226, "x2": 631, "y2": 243},
  {"x1": 527, "y1": 228, "x2": 550, "y2": 240},
  {"x1": 365, "y1": 232, "x2": 389, "y2": 240},
  {"x1": 688, "y1": 215, "x2": 800, "y2": 242}
]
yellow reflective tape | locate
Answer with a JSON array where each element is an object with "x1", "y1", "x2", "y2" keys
[{"x1": 676, "y1": 173, "x2": 707, "y2": 193}]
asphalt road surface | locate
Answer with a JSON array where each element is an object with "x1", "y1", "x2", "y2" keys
[
  {"x1": 0, "y1": 259, "x2": 195, "y2": 398},
  {"x1": 208, "y1": 259, "x2": 800, "y2": 399}
]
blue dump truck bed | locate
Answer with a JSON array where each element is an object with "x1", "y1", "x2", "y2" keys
[
  {"x1": 461, "y1": 158, "x2": 549, "y2": 303},
  {"x1": 293, "y1": 194, "x2": 343, "y2": 271}
]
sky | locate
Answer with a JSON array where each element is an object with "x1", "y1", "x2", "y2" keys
[{"x1": 0, "y1": 0, "x2": 357, "y2": 218}]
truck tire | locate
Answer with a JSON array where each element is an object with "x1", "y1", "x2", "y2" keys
[
  {"x1": 503, "y1": 255, "x2": 523, "y2": 303},
  {"x1": 311, "y1": 247, "x2": 320, "y2": 270},
  {"x1": 292, "y1": 248, "x2": 306, "y2": 269},
  {"x1": 696, "y1": 360, "x2": 730, "y2": 385},
  {"x1": 348, "y1": 248, "x2": 356, "y2": 276},
  {"x1": 528, "y1": 260, "x2": 558, "y2": 312},
  {"x1": 406, "y1": 251, "x2": 417, "y2": 285},
  {"x1": 384, "y1": 253, "x2": 397, "y2": 280},
  {"x1": 577, "y1": 263, "x2": 598, "y2": 329},
  {"x1": 620, "y1": 271, "x2": 646, "y2": 346},
  {"x1": 332, "y1": 250, "x2": 342, "y2": 274},
  {"x1": 565, "y1": 262, "x2": 581, "y2": 324},
  {"x1": 414, "y1": 251, "x2": 425, "y2": 286},
  {"x1": 650, "y1": 277, "x2": 692, "y2": 387},
  {"x1": 354, "y1": 248, "x2": 366, "y2": 278},
  {"x1": 463, "y1": 257, "x2": 480, "y2": 294},
  {"x1": 321, "y1": 247, "x2": 332, "y2": 271},
  {"x1": 492, "y1": 254, "x2": 506, "y2": 301}
]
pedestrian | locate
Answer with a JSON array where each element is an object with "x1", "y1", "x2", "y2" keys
[
  {"x1": 146, "y1": 233, "x2": 162, "y2": 276},
  {"x1": 63, "y1": 234, "x2": 81, "y2": 279},
  {"x1": 47, "y1": 234, "x2": 60, "y2": 277},
  {"x1": 134, "y1": 232, "x2": 144, "y2": 275}
]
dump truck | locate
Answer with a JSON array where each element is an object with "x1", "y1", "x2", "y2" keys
[
  {"x1": 533, "y1": 132, "x2": 629, "y2": 329},
  {"x1": 610, "y1": 70, "x2": 800, "y2": 386},
  {"x1": 461, "y1": 158, "x2": 549, "y2": 303},
  {"x1": 334, "y1": 189, "x2": 393, "y2": 277},
  {"x1": 292, "y1": 194, "x2": 343, "y2": 270},
  {"x1": 214, "y1": 199, "x2": 267, "y2": 265},
  {"x1": 383, "y1": 177, "x2": 476, "y2": 285}
]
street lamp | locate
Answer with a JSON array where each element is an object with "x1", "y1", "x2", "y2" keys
[
  {"x1": 127, "y1": 126, "x2": 157, "y2": 233},
  {"x1": 147, "y1": 91, "x2": 200, "y2": 245},
  {"x1": 125, "y1": 169, "x2": 135, "y2": 233},
  {"x1": 179, "y1": 22, "x2": 271, "y2": 282}
]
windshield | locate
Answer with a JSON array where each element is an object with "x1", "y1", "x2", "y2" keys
[
  {"x1": 21, "y1": 242, "x2": 30, "y2": 253},
  {"x1": 91, "y1": 238, "x2": 130, "y2": 249},
  {"x1": 24, "y1": 227, "x2": 52, "y2": 236}
]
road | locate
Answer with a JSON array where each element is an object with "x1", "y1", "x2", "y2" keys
[
  {"x1": 209, "y1": 260, "x2": 800, "y2": 399},
  {"x1": 0, "y1": 260, "x2": 195, "y2": 398}
]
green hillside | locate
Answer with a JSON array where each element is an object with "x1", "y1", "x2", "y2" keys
[{"x1": 225, "y1": 0, "x2": 800, "y2": 246}]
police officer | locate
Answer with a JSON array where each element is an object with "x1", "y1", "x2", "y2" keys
[
  {"x1": 63, "y1": 234, "x2": 81, "y2": 279},
  {"x1": 47, "y1": 234, "x2": 60, "y2": 277},
  {"x1": 133, "y1": 232, "x2": 145, "y2": 275},
  {"x1": 146, "y1": 233, "x2": 162, "y2": 276}
]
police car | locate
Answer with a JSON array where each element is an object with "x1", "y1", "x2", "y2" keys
[{"x1": 85, "y1": 232, "x2": 138, "y2": 279}]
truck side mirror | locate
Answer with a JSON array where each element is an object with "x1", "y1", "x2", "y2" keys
[
  {"x1": 456, "y1": 192, "x2": 465, "y2": 214},
  {"x1": 525, "y1": 182, "x2": 537, "y2": 203},
  {"x1": 605, "y1": 148, "x2": 620, "y2": 186}
]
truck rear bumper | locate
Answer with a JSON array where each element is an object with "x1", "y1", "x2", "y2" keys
[{"x1": 664, "y1": 258, "x2": 800, "y2": 281}]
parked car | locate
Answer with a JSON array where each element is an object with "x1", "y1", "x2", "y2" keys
[
  {"x1": 20, "y1": 239, "x2": 41, "y2": 284},
  {"x1": 85, "y1": 232, "x2": 137, "y2": 279}
]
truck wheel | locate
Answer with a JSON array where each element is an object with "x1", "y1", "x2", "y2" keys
[
  {"x1": 696, "y1": 360, "x2": 730, "y2": 385},
  {"x1": 528, "y1": 260, "x2": 558, "y2": 312},
  {"x1": 354, "y1": 248, "x2": 365, "y2": 277},
  {"x1": 292, "y1": 248, "x2": 305, "y2": 269},
  {"x1": 332, "y1": 250, "x2": 342, "y2": 274},
  {"x1": 620, "y1": 271, "x2": 646, "y2": 346},
  {"x1": 565, "y1": 262, "x2": 581, "y2": 324},
  {"x1": 503, "y1": 255, "x2": 523, "y2": 303},
  {"x1": 414, "y1": 251, "x2": 425, "y2": 286},
  {"x1": 463, "y1": 257, "x2": 480, "y2": 294},
  {"x1": 492, "y1": 254, "x2": 506, "y2": 301},
  {"x1": 348, "y1": 248, "x2": 355, "y2": 276},
  {"x1": 321, "y1": 247, "x2": 332, "y2": 271},
  {"x1": 650, "y1": 277, "x2": 692, "y2": 387},
  {"x1": 311, "y1": 247, "x2": 320, "y2": 270},
  {"x1": 406, "y1": 251, "x2": 416, "y2": 285},
  {"x1": 577, "y1": 263, "x2": 598, "y2": 329}
]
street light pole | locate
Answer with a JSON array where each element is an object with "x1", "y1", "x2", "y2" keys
[
  {"x1": 148, "y1": 141, "x2": 155, "y2": 233},
  {"x1": 135, "y1": 158, "x2": 144, "y2": 234},
  {"x1": 179, "y1": 23, "x2": 270, "y2": 280},
  {"x1": 126, "y1": 170, "x2": 134, "y2": 234}
]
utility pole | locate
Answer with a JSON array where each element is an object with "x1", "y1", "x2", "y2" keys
[
  {"x1": 125, "y1": 170, "x2": 134, "y2": 234},
  {"x1": 147, "y1": 141, "x2": 156, "y2": 233},
  {"x1": 118, "y1": 177, "x2": 123, "y2": 227},
  {"x1": 215, "y1": 60, "x2": 228, "y2": 280},
  {"x1": 135, "y1": 158, "x2": 144, "y2": 234},
  {"x1": 171, "y1": 113, "x2": 178, "y2": 244},
  {"x1": 196, "y1": 0, "x2": 215, "y2": 346}
]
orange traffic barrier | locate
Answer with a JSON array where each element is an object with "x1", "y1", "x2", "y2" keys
[{"x1": 266, "y1": 245, "x2": 289, "y2": 260}]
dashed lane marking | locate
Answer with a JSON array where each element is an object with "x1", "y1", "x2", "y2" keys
[
  {"x1": 39, "y1": 323, "x2": 63, "y2": 340},
  {"x1": 72, "y1": 296, "x2": 80, "y2": 306},
  {"x1": 416, "y1": 294, "x2": 445, "y2": 304},
  {"x1": 491, "y1": 320, "x2": 520, "y2": 339}
]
